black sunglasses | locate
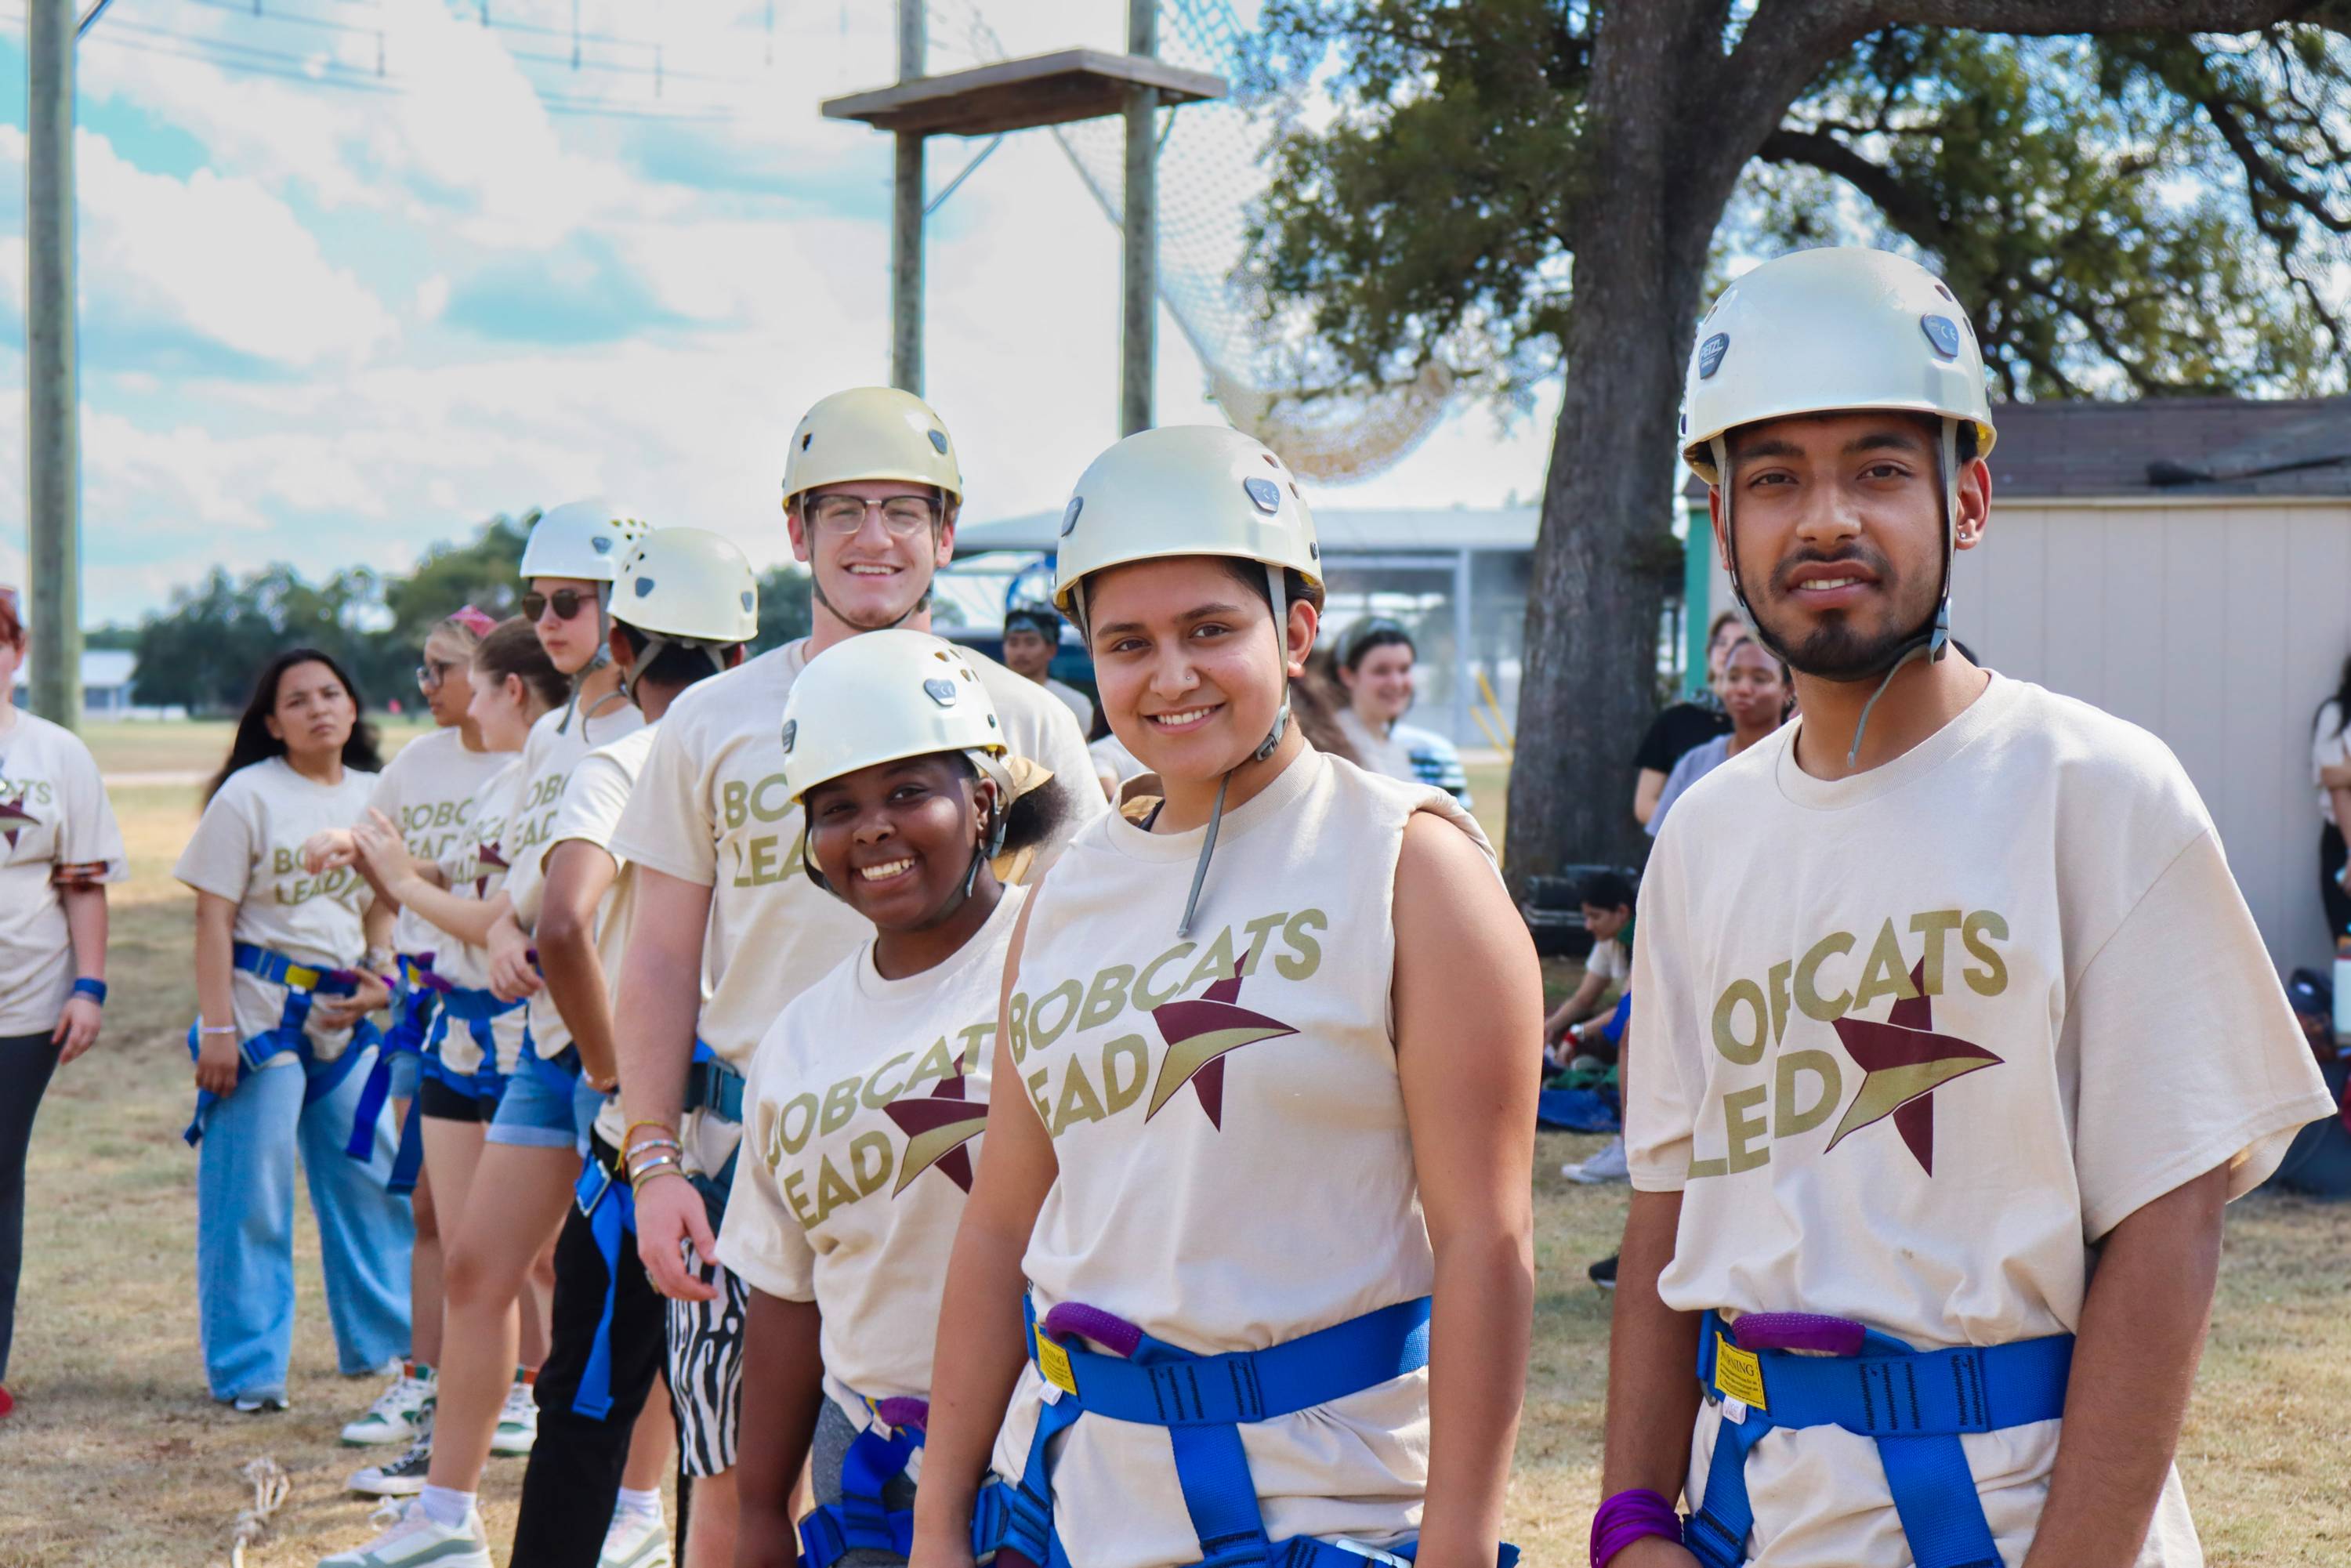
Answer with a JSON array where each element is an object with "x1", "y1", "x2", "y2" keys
[{"x1": 520, "y1": 588, "x2": 592, "y2": 622}]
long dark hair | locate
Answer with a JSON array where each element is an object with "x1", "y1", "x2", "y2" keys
[
  {"x1": 205, "y1": 647, "x2": 383, "y2": 802},
  {"x1": 2319, "y1": 653, "x2": 2351, "y2": 741}
]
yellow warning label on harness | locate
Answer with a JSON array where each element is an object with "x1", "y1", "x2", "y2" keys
[
  {"x1": 1035, "y1": 1334, "x2": 1078, "y2": 1396},
  {"x1": 1713, "y1": 1334, "x2": 1768, "y2": 1411}
]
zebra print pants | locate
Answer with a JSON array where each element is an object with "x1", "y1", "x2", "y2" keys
[{"x1": 664, "y1": 1175, "x2": 749, "y2": 1476}]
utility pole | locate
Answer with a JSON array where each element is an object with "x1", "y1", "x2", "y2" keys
[
  {"x1": 1119, "y1": 0, "x2": 1156, "y2": 436},
  {"x1": 27, "y1": 0, "x2": 80, "y2": 730},
  {"x1": 890, "y1": 0, "x2": 924, "y2": 395}
]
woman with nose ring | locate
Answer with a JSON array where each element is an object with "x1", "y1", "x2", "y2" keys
[{"x1": 909, "y1": 426, "x2": 1539, "y2": 1568}]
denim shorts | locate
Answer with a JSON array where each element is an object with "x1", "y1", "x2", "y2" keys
[
  {"x1": 386, "y1": 1048, "x2": 422, "y2": 1101},
  {"x1": 486, "y1": 1061, "x2": 585, "y2": 1150}
]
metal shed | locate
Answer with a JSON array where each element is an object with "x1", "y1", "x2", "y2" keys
[
  {"x1": 951, "y1": 504, "x2": 1540, "y2": 751},
  {"x1": 1687, "y1": 395, "x2": 2351, "y2": 972}
]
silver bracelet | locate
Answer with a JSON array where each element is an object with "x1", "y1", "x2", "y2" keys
[{"x1": 197, "y1": 1024, "x2": 239, "y2": 1036}]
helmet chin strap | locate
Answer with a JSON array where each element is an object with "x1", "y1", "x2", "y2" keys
[
  {"x1": 614, "y1": 630, "x2": 730, "y2": 705},
  {"x1": 1177, "y1": 563, "x2": 1289, "y2": 940},
  {"x1": 1713, "y1": 422, "x2": 1959, "y2": 768},
  {"x1": 557, "y1": 584, "x2": 618, "y2": 736}
]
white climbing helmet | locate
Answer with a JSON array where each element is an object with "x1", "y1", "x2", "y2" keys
[
  {"x1": 1681, "y1": 246, "x2": 2000, "y2": 762},
  {"x1": 611, "y1": 528, "x2": 759, "y2": 646},
  {"x1": 781, "y1": 387, "x2": 964, "y2": 509},
  {"x1": 778, "y1": 629, "x2": 1014, "y2": 897},
  {"x1": 520, "y1": 498, "x2": 652, "y2": 583},
  {"x1": 780, "y1": 630, "x2": 1009, "y2": 804},
  {"x1": 1052, "y1": 425, "x2": 1322, "y2": 941},
  {"x1": 1050, "y1": 424, "x2": 1320, "y2": 616}
]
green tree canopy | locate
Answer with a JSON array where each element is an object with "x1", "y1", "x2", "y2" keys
[{"x1": 1243, "y1": 1, "x2": 2351, "y2": 879}]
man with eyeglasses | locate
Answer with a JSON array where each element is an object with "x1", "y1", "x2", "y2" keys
[{"x1": 603, "y1": 386, "x2": 1103, "y2": 1567}]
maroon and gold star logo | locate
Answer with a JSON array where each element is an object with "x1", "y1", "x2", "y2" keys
[
  {"x1": 1824, "y1": 960, "x2": 2001, "y2": 1175},
  {"x1": 473, "y1": 842, "x2": 509, "y2": 898},
  {"x1": 0, "y1": 795, "x2": 31, "y2": 850},
  {"x1": 1145, "y1": 972, "x2": 1297, "y2": 1128},
  {"x1": 882, "y1": 1059, "x2": 989, "y2": 1194}
]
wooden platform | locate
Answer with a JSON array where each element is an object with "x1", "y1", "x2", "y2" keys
[{"x1": 821, "y1": 49, "x2": 1226, "y2": 138}]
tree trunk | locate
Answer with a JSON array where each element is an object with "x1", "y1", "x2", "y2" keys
[{"x1": 1503, "y1": 4, "x2": 1723, "y2": 892}]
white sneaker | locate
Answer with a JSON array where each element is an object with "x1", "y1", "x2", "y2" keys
[
  {"x1": 489, "y1": 1379, "x2": 538, "y2": 1456},
  {"x1": 342, "y1": 1364, "x2": 436, "y2": 1446},
  {"x1": 1563, "y1": 1135, "x2": 1630, "y2": 1185},
  {"x1": 317, "y1": 1499, "x2": 492, "y2": 1567},
  {"x1": 346, "y1": 1432, "x2": 433, "y2": 1497},
  {"x1": 600, "y1": 1506, "x2": 672, "y2": 1568},
  {"x1": 231, "y1": 1389, "x2": 289, "y2": 1414}
]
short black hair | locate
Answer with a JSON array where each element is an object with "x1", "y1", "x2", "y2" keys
[
  {"x1": 1576, "y1": 869, "x2": 1636, "y2": 912},
  {"x1": 612, "y1": 622, "x2": 731, "y2": 693},
  {"x1": 1004, "y1": 605, "x2": 1060, "y2": 641}
]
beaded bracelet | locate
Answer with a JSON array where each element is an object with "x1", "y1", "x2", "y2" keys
[{"x1": 1590, "y1": 1488, "x2": 1683, "y2": 1567}]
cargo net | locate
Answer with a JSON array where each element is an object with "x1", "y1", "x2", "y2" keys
[{"x1": 932, "y1": 0, "x2": 1454, "y2": 482}]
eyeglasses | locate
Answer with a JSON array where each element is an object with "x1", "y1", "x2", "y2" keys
[
  {"x1": 806, "y1": 494, "x2": 940, "y2": 537},
  {"x1": 521, "y1": 588, "x2": 592, "y2": 622},
  {"x1": 415, "y1": 659, "x2": 461, "y2": 693}
]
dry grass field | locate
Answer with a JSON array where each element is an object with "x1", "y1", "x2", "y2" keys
[{"x1": 0, "y1": 748, "x2": 2345, "y2": 1564}]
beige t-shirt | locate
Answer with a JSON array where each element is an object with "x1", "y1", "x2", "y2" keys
[
  {"x1": 507, "y1": 695, "x2": 646, "y2": 1059},
  {"x1": 610, "y1": 637, "x2": 1104, "y2": 1075},
  {"x1": 366, "y1": 726, "x2": 511, "y2": 961},
  {"x1": 1043, "y1": 676, "x2": 1096, "y2": 735},
  {"x1": 993, "y1": 747, "x2": 1491, "y2": 1566},
  {"x1": 1628, "y1": 673, "x2": 2337, "y2": 1568},
  {"x1": 545, "y1": 722, "x2": 660, "y2": 1143},
  {"x1": 427, "y1": 758, "x2": 529, "y2": 1077},
  {"x1": 718, "y1": 884, "x2": 1023, "y2": 1447},
  {"x1": 0, "y1": 712, "x2": 128, "y2": 1037},
  {"x1": 174, "y1": 758, "x2": 380, "y2": 1063}
]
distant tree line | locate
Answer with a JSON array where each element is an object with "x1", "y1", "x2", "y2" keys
[{"x1": 118, "y1": 510, "x2": 814, "y2": 714}]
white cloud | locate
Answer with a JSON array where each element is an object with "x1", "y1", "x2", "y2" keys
[
  {"x1": 0, "y1": 126, "x2": 397, "y2": 368},
  {"x1": 6, "y1": 0, "x2": 1556, "y2": 628}
]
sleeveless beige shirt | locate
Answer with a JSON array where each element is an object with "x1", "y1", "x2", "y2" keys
[{"x1": 991, "y1": 744, "x2": 1491, "y2": 1566}]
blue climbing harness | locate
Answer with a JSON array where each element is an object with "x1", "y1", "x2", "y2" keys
[
  {"x1": 418, "y1": 978, "x2": 530, "y2": 1105},
  {"x1": 683, "y1": 1039, "x2": 745, "y2": 1197},
  {"x1": 981, "y1": 1295, "x2": 1519, "y2": 1568},
  {"x1": 569, "y1": 1133, "x2": 635, "y2": 1421},
  {"x1": 795, "y1": 1393, "x2": 931, "y2": 1567},
  {"x1": 1685, "y1": 1310, "x2": 2074, "y2": 1568},
  {"x1": 183, "y1": 942, "x2": 379, "y2": 1146},
  {"x1": 565, "y1": 1041, "x2": 739, "y2": 1422},
  {"x1": 346, "y1": 952, "x2": 437, "y2": 1192}
]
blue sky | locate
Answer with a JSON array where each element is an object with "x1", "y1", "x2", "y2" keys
[{"x1": 0, "y1": 0, "x2": 1562, "y2": 626}]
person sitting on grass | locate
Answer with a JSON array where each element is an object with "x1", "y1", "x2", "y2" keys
[{"x1": 1543, "y1": 870, "x2": 1635, "y2": 1068}]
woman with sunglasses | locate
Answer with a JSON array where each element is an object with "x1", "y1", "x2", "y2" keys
[
  {"x1": 308, "y1": 606, "x2": 511, "y2": 1457},
  {"x1": 324, "y1": 620, "x2": 569, "y2": 1552},
  {"x1": 1324, "y1": 617, "x2": 1471, "y2": 805},
  {"x1": 910, "y1": 428, "x2": 1538, "y2": 1568}
]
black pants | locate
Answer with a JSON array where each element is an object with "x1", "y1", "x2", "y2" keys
[
  {"x1": 511, "y1": 1139, "x2": 669, "y2": 1566},
  {"x1": 2324, "y1": 824, "x2": 2351, "y2": 942},
  {"x1": 0, "y1": 1029, "x2": 63, "y2": 1382}
]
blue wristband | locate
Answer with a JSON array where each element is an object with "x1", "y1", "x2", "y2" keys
[{"x1": 72, "y1": 978, "x2": 107, "y2": 1005}]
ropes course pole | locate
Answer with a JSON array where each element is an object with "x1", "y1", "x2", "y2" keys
[
  {"x1": 889, "y1": 0, "x2": 925, "y2": 395},
  {"x1": 1119, "y1": 0, "x2": 1156, "y2": 436},
  {"x1": 27, "y1": 0, "x2": 80, "y2": 730}
]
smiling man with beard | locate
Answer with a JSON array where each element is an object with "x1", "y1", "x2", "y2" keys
[{"x1": 1590, "y1": 248, "x2": 2335, "y2": 1568}]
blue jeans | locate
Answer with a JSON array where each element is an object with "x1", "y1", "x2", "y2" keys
[{"x1": 194, "y1": 1044, "x2": 414, "y2": 1400}]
